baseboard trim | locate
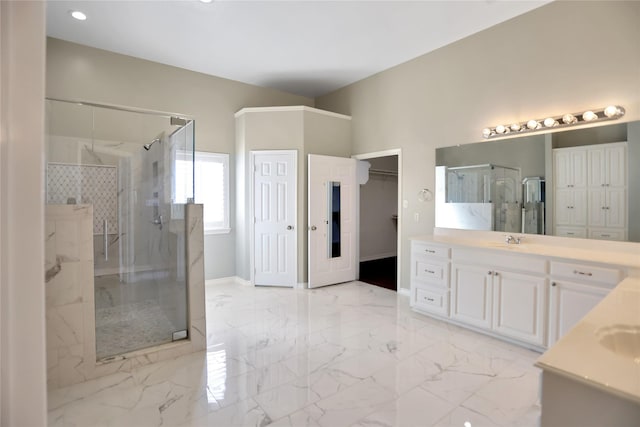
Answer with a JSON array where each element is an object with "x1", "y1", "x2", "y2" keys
[
  {"x1": 205, "y1": 276, "x2": 253, "y2": 286},
  {"x1": 398, "y1": 288, "x2": 410, "y2": 297},
  {"x1": 360, "y1": 252, "x2": 397, "y2": 262}
]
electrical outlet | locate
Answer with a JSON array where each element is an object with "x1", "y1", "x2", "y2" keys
[{"x1": 414, "y1": 212, "x2": 419, "y2": 222}]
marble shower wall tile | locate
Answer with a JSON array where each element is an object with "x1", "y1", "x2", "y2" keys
[
  {"x1": 46, "y1": 204, "x2": 206, "y2": 390},
  {"x1": 187, "y1": 204, "x2": 206, "y2": 352}
]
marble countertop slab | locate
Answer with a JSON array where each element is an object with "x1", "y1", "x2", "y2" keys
[
  {"x1": 410, "y1": 230, "x2": 640, "y2": 269},
  {"x1": 535, "y1": 277, "x2": 640, "y2": 404}
]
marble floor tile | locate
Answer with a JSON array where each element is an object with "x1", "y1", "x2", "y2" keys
[
  {"x1": 48, "y1": 280, "x2": 542, "y2": 427},
  {"x1": 353, "y1": 386, "x2": 455, "y2": 427}
]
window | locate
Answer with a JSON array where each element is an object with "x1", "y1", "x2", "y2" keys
[{"x1": 175, "y1": 151, "x2": 230, "y2": 234}]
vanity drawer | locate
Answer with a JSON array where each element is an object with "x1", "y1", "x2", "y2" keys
[
  {"x1": 555, "y1": 226, "x2": 587, "y2": 238},
  {"x1": 412, "y1": 241, "x2": 450, "y2": 259},
  {"x1": 588, "y1": 228, "x2": 625, "y2": 241},
  {"x1": 412, "y1": 256, "x2": 448, "y2": 286},
  {"x1": 452, "y1": 248, "x2": 547, "y2": 275},
  {"x1": 413, "y1": 285, "x2": 449, "y2": 317},
  {"x1": 550, "y1": 261, "x2": 624, "y2": 286}
]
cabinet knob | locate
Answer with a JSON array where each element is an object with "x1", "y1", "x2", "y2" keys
[
  {"x1": 552, "y1": 282, "x2": 556, "y2": 287},
  {"x1": 494, "y1": 272, "x2": 499, "y2": 276},
  {"x1": 488, "y1": 271, "x2": 493, "y2": 275}
]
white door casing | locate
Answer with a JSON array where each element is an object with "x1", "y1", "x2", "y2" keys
[
  {"x1": 252, "y1": 151, "x2": 297, "y2": 287},
  {"x1": 308, "y1": 154, "x2": 357, "y2": 288}
]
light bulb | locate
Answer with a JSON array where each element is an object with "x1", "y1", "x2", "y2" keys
[
  {"x1": 527, "y1": 120, "x2": 539, "y2": 130},
  {"x1": 604, "y1": 105, "x2": 619, "y2": 118},
  {"x1": 562, "y1": 114, "x2": 577, "y2": 124},
  {"x1": 495, "y1": 125, "x2": 506, "y2": 134},
  {"x1": 482, "y1": 128, "x2": 492, "y2": 138},
  {"x1": 543, "y1": 118, "x2": 556, "y2": 127},
  {"x1": 510, "y1": 123, "x2": 521, "y2": 132},
  {"x1": 70, "y1": 10, "x2": 87, "y2": 20},
  {"x1": 582, "y1": 111, "x2": 597, "y2": 121}
]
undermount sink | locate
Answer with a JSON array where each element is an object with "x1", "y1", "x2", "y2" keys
[{"x1": 596, "y1": 324, "x2": 640, "y2": 361}]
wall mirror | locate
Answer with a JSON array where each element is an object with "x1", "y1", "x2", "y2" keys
[
  {"x1": 435, "y1": 120, "x2": 640, "y2": 243},
  {"x1": 327, "y1": 181, "x2": 341, "y2": 258}
]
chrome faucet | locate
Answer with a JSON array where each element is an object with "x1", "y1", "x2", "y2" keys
[{"x1": 505, "y1": 235, "x2": 524, "y2": 244}]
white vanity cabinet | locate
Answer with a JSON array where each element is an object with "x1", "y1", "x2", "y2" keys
[
  {"x1": 410, "y1": 241, "x2": 450, "y2": 317},
  {"x1": 409, "y1": 236, "x2": 629, "y2": 352},
  {"x1": 547, "y1": 261, "x2": 623, "y2": 346},
  {"x1": 450, "y1": 248, "x2": 547, "y2": 346}
]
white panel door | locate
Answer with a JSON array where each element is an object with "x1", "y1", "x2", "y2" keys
[
  {"x1": 253, "y1": 151, "x2": 297, "y2": 287},
  {"x1": 588, "y1": 188, "x2": 607, "y2": 227},
  {"x1": 588, "y1": 147, "x2": 606, "y2": 187},
  {"x1": 308, "y1": 154, "x2": 357, "y2": 288}
]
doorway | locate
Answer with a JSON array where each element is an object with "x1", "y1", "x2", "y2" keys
[{"x1": 354, "y1": 151, "x2": 401, "y2": 292}]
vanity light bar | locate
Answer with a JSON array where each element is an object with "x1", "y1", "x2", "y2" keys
[{"x1": 482, "y1": 105, "x2": 625, "y2": 139}]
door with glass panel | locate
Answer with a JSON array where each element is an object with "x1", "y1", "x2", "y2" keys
[{"x1": 308, "y1": 154, "x2": 357, "y2": 288}]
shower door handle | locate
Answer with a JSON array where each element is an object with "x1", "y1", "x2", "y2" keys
[{"x1": 103, "y1": 219, "x2": 108, "y2": 261}]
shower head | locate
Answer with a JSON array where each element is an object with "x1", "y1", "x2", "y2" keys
[{"x1": 143, "y1": 138, "x2": 161, "y2": 151}]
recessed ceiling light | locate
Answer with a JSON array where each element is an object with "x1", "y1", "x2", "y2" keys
[{"x1": 70, "y1": 10, "x2": 87, "y2": 21}]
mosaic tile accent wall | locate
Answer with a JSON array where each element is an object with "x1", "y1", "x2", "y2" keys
[{"x1": 47, "y1": 163, "x2": 118, "y2": 235}]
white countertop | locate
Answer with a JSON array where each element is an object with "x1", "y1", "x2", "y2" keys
[
  {"x1": 535, "y1": 277, "x2": 640, "y2": 404},
  {"x1": 410, "y1": 232, "x2": 640, "y2": 269}
]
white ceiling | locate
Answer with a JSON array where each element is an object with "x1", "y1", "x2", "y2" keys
[{"x1": 46, "y1": 0, "x2": 550, "y2": 98}]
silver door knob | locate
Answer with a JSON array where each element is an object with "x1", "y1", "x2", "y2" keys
[
  {"x1": 310, "y1": 225, "x2": 317, "y2": 231},
  {"x1": 287, "y1": 225, "x2": 294, "y2": 230}
]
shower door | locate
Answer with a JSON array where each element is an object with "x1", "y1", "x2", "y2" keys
[{"x1": 45, "y1": 100, "x2": 194, "y2": 360}]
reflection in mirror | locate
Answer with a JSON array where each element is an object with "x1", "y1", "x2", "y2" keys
[
  {"x1": 436, "y1": 120, "x2": 640, "y2": 242},
  {"x1": 522, "y1": 177, "x2": 545, "y2": 234},
  {"x1": 327, "y1": 181, "x2": 341, "y2": 258}
]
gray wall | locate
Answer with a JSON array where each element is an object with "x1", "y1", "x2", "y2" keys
[
  {"x1": 317, "y1": 1, "x2": 640, "y2": 290},
  {"x1": 235, "y1": 108, "x2": 351, "y2": 282},
  {"x1": 46, "y1": 38, "x2": 313, "y2": 280},
  {"x1": 436, "y1": 135, "x2": 545, "y2": 178}
]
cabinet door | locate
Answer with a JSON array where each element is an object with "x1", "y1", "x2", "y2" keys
[
  {"x1": 548, "y1": 280, "x2": 609, "y2": 345},
  {"x1": 572, "y1": 189, "x2": 587, "y2": 226},
  {"x1": 554, "y1": 189, "x2": 573, "y2": 225},
  {"x1": 554, "y1": 151, "x2": 573, "y2": 189},
  {"x1": 606, "y1": 144, "x2": 626, "y2": 187},
  {"x1": 606, "y1": 188, "x2": 626, "y2": 228},
  {"x1": 588, "y1": 147, "x2": 606, "y2": 187},
  {"x1": 556, "y1": 189, "x2": 586, "y2": 227},
  {"x1": 555, "y1": 149, "x2": 587, "y2": 188},
  {"x1": 588, "y1": 188, "x2": 607, "y2": 227},
  {"x1": 492, "y1": 270, "x2": 546, "y2": 346},
  {"x1": 451, "y1": 263, "x2": 492, "y2": 330}
]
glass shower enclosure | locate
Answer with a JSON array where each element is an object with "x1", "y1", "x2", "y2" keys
[
  {"x1": 45, "y1": 99, "x2": 195, "y2": 360},
  {"x1": 435, "y1": 164, "x2": 522, "y2": 232}
]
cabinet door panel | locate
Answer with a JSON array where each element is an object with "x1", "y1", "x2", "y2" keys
[
  {"x1": 606, "y1": 144, "x2": 626, "y2": 187},
  {"x1": 588, "y1": 147, "x2": 606, "y2": 187},
  {"x1": 548, "y1": 280, "x2": 609, "y2": 345},
  {"x1": 572, "y1": 189, "x2": 587, "y2": 226},
  {"x1": 606, "y1": 188, "x2": 626, "y2": 228},
  {"x1": 571, "y1": 150, "x2": 588, "y2": 188},
  {"x1": 451, "y1": 264, "x2": 492, "y2": 330},
  {"x1": 588, "y1": 188, "x2": 606, "y2": 227},
  {"x1": 554, "y1": 189, "x2": 573, "y2": 225},
  {"x1": 492, "y1": 271, "x2": 546, "y2": 346}
]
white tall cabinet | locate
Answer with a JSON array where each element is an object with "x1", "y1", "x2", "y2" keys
[{"x1": 553, "y1": 142, "x2": 627, "y2": 240}]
